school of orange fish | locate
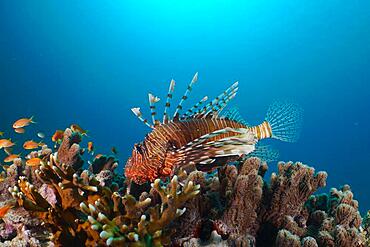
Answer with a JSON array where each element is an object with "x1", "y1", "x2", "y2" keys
[{"x1": 0, "y1": 117, "x2": 118, "y2": 219}]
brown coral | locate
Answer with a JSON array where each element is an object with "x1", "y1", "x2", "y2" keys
[{"x1": 0, "y1": 126, "x2": 367, "y2": 247}]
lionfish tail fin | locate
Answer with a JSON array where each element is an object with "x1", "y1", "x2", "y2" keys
[
  {"x1": 244, "y1": 144, "x2": 279, "y2": 163},
  {"x1": 265, "y1": 101, "x2": 303, "y2": 142}
]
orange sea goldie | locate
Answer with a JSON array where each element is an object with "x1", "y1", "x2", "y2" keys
[
  {"x1": 0, "y1": 204, "x2": 14, "y2": 218},
  {"x1": 23, "y1": 140, "x2": 43, "y2": 150},
  {"x1": 13, "y1": 116, "x2": 35, "y2": 129},
  {"x1": 4, "y1": 154, "x2": 20, "y2": 163},
  {"x1": 70, "y1": 124, "x2": 88, "y2": 136},
  {"x1": 51, "y1": 130, "x2": 64, "y2": 143},
  {"x1": 124, "y1": 73, "x2": 303, "y2": 184},
  {"x1": 14, "y1": 128, "x2": 25, "y2": 134},
  {"x1": 87, "y1": 141, "x2": 94, "y2": 154},
  {"x1": 0, "y1": 139, "x2": 15, "y2": 149},
  {"x1": 26, "y1": 157, "x2": 42, "y2": 167}
]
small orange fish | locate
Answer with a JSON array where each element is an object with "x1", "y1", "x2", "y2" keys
[
  {"x1": 87, "y1": 141, "x2": 94, "y2": 154},
  {"x1": 2, "y1": 165, "x2": 10, "y2": 170},
  {"x1": 4, "y1": 154, "x2": 20, "y2": 163},
  {"x1": 0, "y1": 139, "x2": 15, "y2": 149},
  {"x1": 14, "y1": 128, "x2": 25, "y2": 134},
  {"x1": 26, "y1": 157, "x2": 41, "y2": 167},
  {"x1": 23, "y1": 140, "x2": 43, "y2": 150},
  {"x1": 13, "y1": 116, "x2": 35, "y2": 129},
  {"x1": 0, "y1": 204, "x2": 14, "y2": 218},
  {"x1": 70, "y1": 124, "x2": 88, "y2": 136},
  {"x1": 52, "y1": 130, "x2": 64, "y2": 143}
]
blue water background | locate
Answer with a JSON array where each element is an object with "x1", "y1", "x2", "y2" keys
[{"x1": 1, "y1": 1, "x2": 369, "y2": 212}]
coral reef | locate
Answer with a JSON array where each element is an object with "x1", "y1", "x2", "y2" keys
[
  {"x1": 170, "y1": 158, "x2": 366, "y2": 247},
  {"x1": 0, "y1": 128, "x2": 368, "y2": 247},
  {"x1": 362, "y1": 210, "x2": 370, "y2": 246}
]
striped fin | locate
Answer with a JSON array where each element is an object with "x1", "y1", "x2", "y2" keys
[
  {"x1": 148, "y1": 93, "x2": 161, "y2": 126},
  {"x1": 194, "y1": 81, "x2": 238, "y2": 118},
  {"x1": 265, "y1": 101, "x2": 303, "y2": 142},
  {"x1": 244, "y1": 143, "x2": 279, "y2": 162},
  {"x1": 207, "y1": 82, "x2": 238, "y2": 116},
  {"x1": 176, "y1": 128, "x2": 256, "y2": 167},
  {"x1": 180, "y1": 96, "x2": 208, "y2": 120},
  {"x1": 163, "y1": 79, "x2": 176, "y2": 124},
  {"x1": 214, "y1": 87, "x2": 238, "y2": 114},
  {"x1": 178, "y1": 127, "x2": 238, "y2": 153},
  {"x1": 173, "y1": 72, "x2": 198, "y2": 119},
  {"x1": 131, "y1": 107, "x2": 153, "y2": 128}
]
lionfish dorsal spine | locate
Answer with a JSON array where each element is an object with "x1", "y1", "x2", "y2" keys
[
  {"x1": 214, "y1": 84, "x2": 238, "y2": 113},
  {"x1": 162, "y1": 79, "x2": 175, "y2": 124},
  {"x1": 195, "y1": 81, "x2": 238, "y2": 118},
  {"x1": 131, "y1": 107, "x2": 153, "y2": 128},
  {"x1": 173, "y1": 72, "x2": 198, "y2": 119},
  {"x1": 130, "y1": 73, "x2": 239, "y2": 127},
  {"x1": 148, "y1": 93, "x2": 160, "y2": 126},
  {"x1": 180, "y1": 96, "x2": 208, "y2": 120}
]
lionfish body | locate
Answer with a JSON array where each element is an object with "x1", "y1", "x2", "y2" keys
[{"x1": 125, "y1": 73, "x2": 303, "y2": 184}]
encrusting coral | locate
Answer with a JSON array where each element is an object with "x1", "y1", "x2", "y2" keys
[{"x1": 0, "y1": 128, "x2": 368, "y2": 247}]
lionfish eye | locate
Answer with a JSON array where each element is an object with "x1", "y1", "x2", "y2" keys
[{"x1": 135, "y1": 144, "x2": 143, "y2": 154}]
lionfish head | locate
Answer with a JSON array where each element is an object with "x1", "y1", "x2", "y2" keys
[{"x1": 125, "y1": 143, "x2": 152, "y2": 184}]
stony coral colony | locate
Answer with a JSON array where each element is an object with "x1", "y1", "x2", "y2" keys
[
  {"x1": 0, "y1": 124, "x2": 368, "y2": 247},
  {"x1": 0, "y1": 128, "x2": 370, "y2": 246},
  {"x1": 0, "y1": 75, "x2": 368, "y2": 246}
]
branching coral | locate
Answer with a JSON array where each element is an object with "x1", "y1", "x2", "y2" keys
[
  {"x1": 5, "y1": 129, "x2": 122, "y2": 245},
  {"x1": 0, "y1": 128, "x2": 367, "y2": 247},
  {"x1": 81, "y1": 175, "x2": 200, "y2": 246},
  {"x1": 3, "y1": 128, "x2": 200, "y2": 246}
]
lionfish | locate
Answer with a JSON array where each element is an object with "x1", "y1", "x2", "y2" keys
[{"x1": 125, "y1": 73, "x2": 303, "y2": 184}]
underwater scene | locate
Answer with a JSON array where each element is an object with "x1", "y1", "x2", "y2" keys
[{"x1": 0, "y1": 1, "x2": 370, "y2": 246}]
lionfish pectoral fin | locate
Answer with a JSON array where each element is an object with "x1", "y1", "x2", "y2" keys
[
  {"x1": 243, "y1": 143, "x2": 279, "y2": 163},
  {"x1": 177, "y1": 127, "x2": 236, "y2": 153},
  {"x1": 177, "y1": 128, "x2": 257, "y2": 169}
]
